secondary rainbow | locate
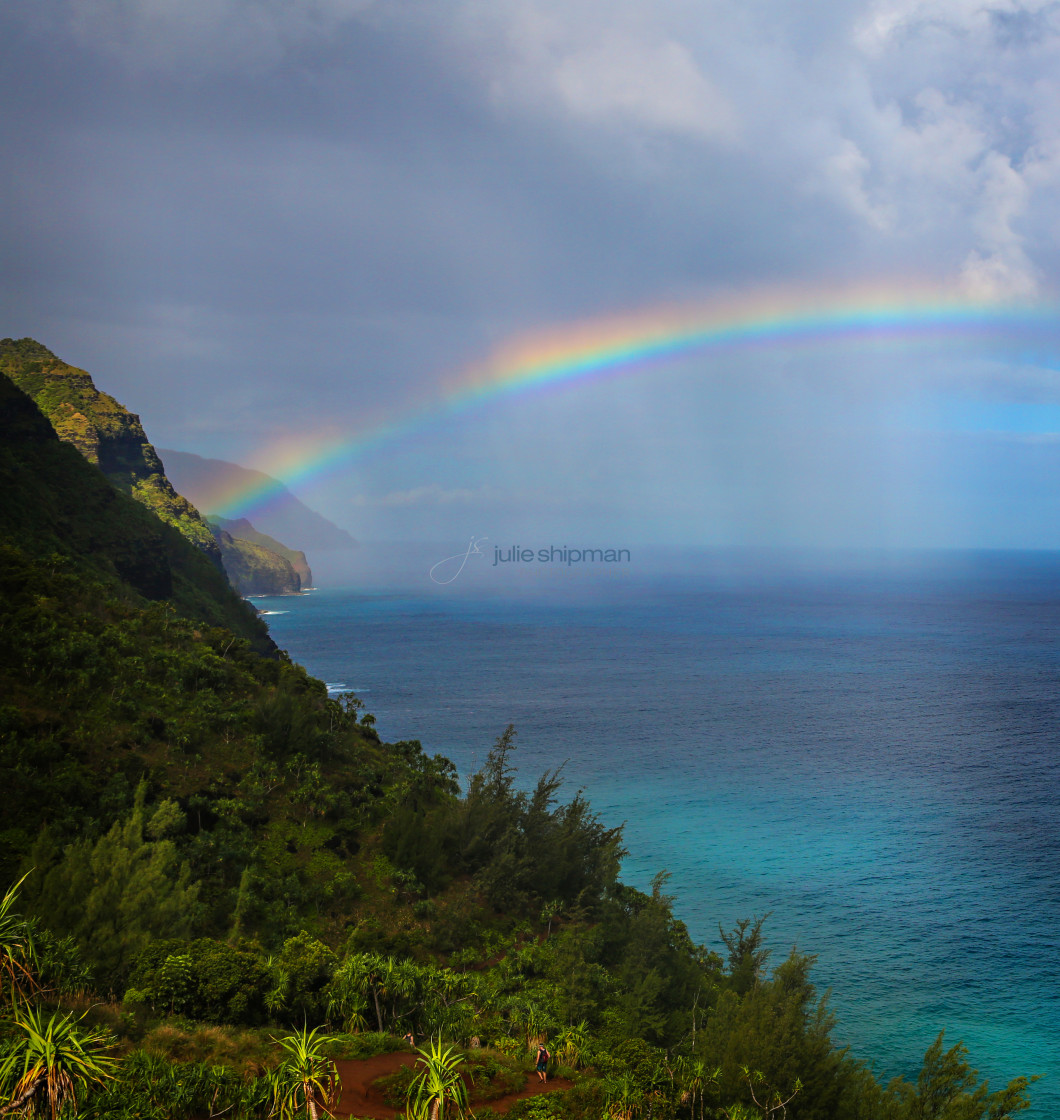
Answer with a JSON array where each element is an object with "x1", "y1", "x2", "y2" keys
[{"x1": 208, "y1": 284, "x2": 1060, "y2": 519}]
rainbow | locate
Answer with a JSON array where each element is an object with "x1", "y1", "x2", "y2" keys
[{"x1": 207, "y1": 282, "x2": 1060, "y2": 519}]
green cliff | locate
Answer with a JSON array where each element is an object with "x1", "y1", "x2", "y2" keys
[
  {"x1": 0, "y1": 371, "x2": 272, "y2": 650},
  {"x1": 210, "y1": 516, "x2": 312, "y2": 588},
  {"x1": 0, "y1": 338, "x2": 222, "y2": 567},
  {"x1": 214, "y1": 528, "x2": 302, "y2": 595}
]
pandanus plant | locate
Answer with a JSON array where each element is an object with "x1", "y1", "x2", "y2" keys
[
  {"x1": 266, "y1": 1026, "x2": 338, "y2": 1120},
  {"x1": 0, "y1": 1006, "x2": 115, "y2": 1119},
  {"x1": 405, "y1": 1038, "x2": 469, "y2": 1120},
  {"x1": 0, "y1": 874, "x2": 38, "y2": 1006}
]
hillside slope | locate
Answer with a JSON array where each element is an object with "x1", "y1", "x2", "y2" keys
[
  {"x1": 211, "y1": 516, "x2": 313, "y2": 588},
  {"x1": 214, "y1": 526, "x2": 303, "y2": 595},
  {"x1": 0, "y1": 372, "x2": 385, "y2": 937},
  {"x1": 0, "y1": 372, "x2": 270, "y2": 648},
  {"x1": 160, "y1": 448, "x2": 357, "y2": 550},
  {"x1": 1, "y1": 337, "x2": 222, "y2": 566}
]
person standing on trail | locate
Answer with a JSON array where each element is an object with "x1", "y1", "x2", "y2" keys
[{"x1": 535, "y1": 1041, "x2": 550, "y2": 1083}]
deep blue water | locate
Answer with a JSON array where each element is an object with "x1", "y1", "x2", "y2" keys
[{"x1": 260, "y1": 551, "x2": 1060, "y2": 1112}]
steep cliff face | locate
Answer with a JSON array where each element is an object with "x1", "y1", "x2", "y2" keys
[
  {"x1": 210, "y1": 516, "x2": 313, "y2": 588},
  {"x1": 213, "y1": 529, "x2": 303, "y2": 595},
  {"x1": 0, "y1": 338, "x2": 222, "y2": 567},
  {"x1": 0, "y1": 372, "x2": 273, "y2": 651}
]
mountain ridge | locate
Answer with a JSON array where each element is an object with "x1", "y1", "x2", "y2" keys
[
  {"x1": 1, "y1": 338, "x2": 312, "y2": 598},
  {"x1": 210, "y1": 516, "x2": 313, "y2": 589},
  {"x1": 1, "y1": 337, "x2": 223, "y2": 566},
  {"x1": 160, "y1": 448, "x2": 357, "y2": 551}
]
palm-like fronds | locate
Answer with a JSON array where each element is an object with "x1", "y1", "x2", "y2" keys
[
  {"x1": 0, "y1": 1006, "x2": 115, "y2": 1119},
  {"x1": 554, "y1": 1022, "x2": 591, "y2": 1069},
  {"x1": 0, "y1": 875, "x2": 39, "y2": 1005},
  {"x1": 267, "y1": 1026, "x2": 337, "y2": 1120},
  {"x1": 406, "y1": 1038, "x2": 469, "y2": 1120}
]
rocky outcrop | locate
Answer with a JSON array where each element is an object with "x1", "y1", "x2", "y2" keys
[
  {"x1": 209, "y1": 516, "x2": 312, "y2": 588},
  {"x1": 213, "y1": 529, "x2": 302, "y2": 596},
  {"x1": 0, "y1": 338, "x2": 222, "y2": 567}
]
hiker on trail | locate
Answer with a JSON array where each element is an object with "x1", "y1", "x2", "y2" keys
[
  {"x1": 403, "y1": 1031, "x2": 415, "y2": 1048},
  {"x1": 535, "y1": 1041, "x2": 550, "y2": 1083}
]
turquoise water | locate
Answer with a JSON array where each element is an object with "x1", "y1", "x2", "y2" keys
[{"x1": 262, "y1": 552, "x2": 1060, "y2": 1111}]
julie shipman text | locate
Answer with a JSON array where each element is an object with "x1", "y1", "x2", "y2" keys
[{"x1": 493, "y1": 546, "x2": 631, "y2": 566}]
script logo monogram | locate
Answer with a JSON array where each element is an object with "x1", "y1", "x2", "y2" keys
[{"x1": 429, "y1": 536, "x2": 488, "y2": 585}]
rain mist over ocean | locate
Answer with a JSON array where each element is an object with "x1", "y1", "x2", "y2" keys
[{"x1": 260, "y1": 547, "x2": 1060, "y2": 1115}]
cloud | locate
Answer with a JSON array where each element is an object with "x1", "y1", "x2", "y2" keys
[
  {"x1": 856, "y1": 0, "x2": 1057, "y2": 53},
  {"x1": 816, "y1": 136, "x2": 896, "y2": 231},
  {"x1": 959, "y1": 151, "x2": 1039, "y2": 299},
  {"x1": 457, "y1": 1, "x2": 737, "y2": 142},
  {"x1": 527, "y1": 33, "x2": 735, "y2": 140},
  {"x1": 44, "y1": 0, "x2": 378, "y2": 72},
  {"x1": 350, "y1": 485, "x2": 494, "y2": 508},
  {"x1": 8, "y1": 0, "x2": 1060, "y2": 547}
]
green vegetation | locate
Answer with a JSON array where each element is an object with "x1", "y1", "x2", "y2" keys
[
  {"x1": 210, "y1": 517, "x2": 313, "y2": 589},
  {"x1": 0, "y1": 338, "x2": 221, "y2": 564},
  {"x1": 406, "y1": 1038, "x2": 471, "y2": 1119},
  {"x1": 0, "y1": 338, "x2": 308, "y2": 598},
  {"x1": 0, "y1": 364, "x2": 1039, "y2": 1119},
  {"x1": 0, "y1": 370, "x2": 270, "y2": 649},
  {"x1": 266, "y1": 1026, "x2": 338, "y2": 1120},
  {"x1": 214, "y1": 526, "x2": 304, "y2": 596}
]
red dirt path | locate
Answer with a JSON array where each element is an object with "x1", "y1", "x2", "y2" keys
[{"x1": 333, "y1": 1052, "x2": 572, "y2": 1118}]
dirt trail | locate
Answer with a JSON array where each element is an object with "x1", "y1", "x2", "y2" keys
[{"x1": 333, "y1": 1052, "x2": 572, "y2": 1118}]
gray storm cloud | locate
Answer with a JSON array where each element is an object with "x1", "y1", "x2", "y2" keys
[{"x1": 5, "y1": 0, "x2": 1060, "y2": 547}]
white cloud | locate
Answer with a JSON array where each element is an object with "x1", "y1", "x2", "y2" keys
[
  {"x1": 549, "y1": 33, "x2": 737, "y2": 139},
  {"x1": 459, "y1": 0, "x2": 737, "y2": 142},
  {"x1": 959, "y1": 150, "x2": 1039, "y2": 298},
  {"x1": 855, "y1": 0, "x2": 1055, "y2": 53},
  {"x1": 817, "y1": 136, "x2": 896, "y2": 230}
]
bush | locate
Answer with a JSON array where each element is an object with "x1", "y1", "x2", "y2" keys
[{"x1": 128, "y1": 938, "x2": 270, "y2": 1024}]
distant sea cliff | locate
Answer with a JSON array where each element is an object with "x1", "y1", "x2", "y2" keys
[{"x1": 0, "y1": 338, "x2": 311, "y2": 596}]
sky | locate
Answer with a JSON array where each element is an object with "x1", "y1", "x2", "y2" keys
[{"x1": 5, "y1": 0, "x2": 1060, "y2": 549}]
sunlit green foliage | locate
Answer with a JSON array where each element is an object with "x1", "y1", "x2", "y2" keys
[
  {"x1": 0, "y1": 1006, "x2": 116, "y2": 1119},
  {"x1": 0, "y1": 338, "x2": 220, "y2": 564},
  {"x1": 406, "y1": 1037, "x2": 470, "y2": 1120},
  {"x1": 266, "y1": 1026, "x2": 338, "y2": 1120},
  {"x1": 0, "y1": 875, "x2": 38, "y2": 1005}
]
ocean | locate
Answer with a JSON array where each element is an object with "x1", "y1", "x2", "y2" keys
[{"x1": 260, "y1": 548, "x2": 1060, "y2": 1112}]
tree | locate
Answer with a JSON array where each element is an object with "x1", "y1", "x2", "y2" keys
[
  {"x1": 270, "y1": 933, "x2": 338, "y2": 1026},
  {"x1": 0, "y1": 1006, "x2": 115, "y2": 1119},
  {"x1": 325, "y1": 957, "x2": 371, "y2": 1033},
  {"x1": 602, "y1": 1073, "x2": 646, "y2": 1120},
  {"x1": 554, "y1": 1021, "x2": 592, "y2": 1070},
  {"x1": 742, "y1": 1067, "x2": 802, "y2": 1120},
  {"x1": 676, "y1": 1056, "x2": 719, "y2": 1120},
  {"x1": 881, "y1": 1033, "x2": 1036, "y2": 1120},
  {"x1": 267, "y1": 1026, "x2": 338, "y2": 1120},
  {"x1": 406, "y1": 1038, "x2": 469, "y2": 1120},
  {"x1": 23, "y1": 786, "x2": 198, "y2": 983},
  {"x1": 720, "y1": 915, "x2": 771, "y2": 996}
]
